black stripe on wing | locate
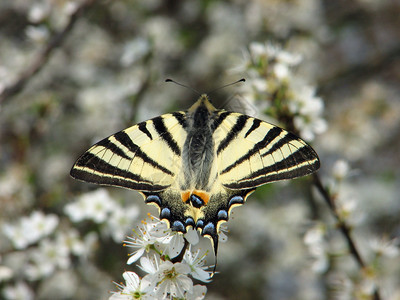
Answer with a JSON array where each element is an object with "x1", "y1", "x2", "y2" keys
[
  {"x1": 152, "y1": 116, "x2": 181, "y2": 156},
  {"x1": 114, "y1": 131, "x2": 173, "y2": 176},
  {"x1": 220, "y1": 127, "x2": 283, "y2": 175},
  {"x1": 95, "y1": 138, "x2": 131, "y2": 160},
  {"x1": 172, "y1": 112, "x2": 187, "y2": 128},
  {"x1": 211, "y1": 111, "x2": 231, "y2": 131},
  {"x1": 138, "y1": 122, "x2": 153, "y2": 140},
  {"x1": 244, "y1": 118, "x2": 261, "y2": 138},
  {"x1": 217, "y1": 115, "x2": 249, "y2": 154},
  {"x1": 224, "y1": 147, "x2": 320, "y2": 189},
  {"x1": 70, "y1": 153, "x2": 168, "y2": 191}
]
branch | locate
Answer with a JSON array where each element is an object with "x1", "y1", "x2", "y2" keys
[
  {"x1": 0, "y1": 0, "x2": 96, "y2": 105},
  {"x1": 312, "y1": 173, "x2": 382, "y2": 300},
  {"x1": 275, "y1": 105, "x2": 382, "y2": 299}
]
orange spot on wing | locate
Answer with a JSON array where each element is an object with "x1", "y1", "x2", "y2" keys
[{"x1": 181, "y1": 191, "x2": 191, "y2": 203}]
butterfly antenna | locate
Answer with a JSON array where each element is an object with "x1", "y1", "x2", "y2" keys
[
  {"x1": 207, "y1": 78, "x2": 245, "y2": 95},
  {"x1": 165, "y1": 79, "x2": 201, "y2": 96}
]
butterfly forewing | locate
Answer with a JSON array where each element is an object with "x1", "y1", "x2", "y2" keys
[
  {"x1": 215, "y1": 113, "x2": 320, "y2": 190},
  {"x1": 70, "y1": 113, "x2": 187, "y2": 192}
]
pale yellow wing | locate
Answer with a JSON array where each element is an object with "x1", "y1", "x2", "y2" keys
[{"x1": 70, "y1": 112, "x2": 187, "y2": 192}]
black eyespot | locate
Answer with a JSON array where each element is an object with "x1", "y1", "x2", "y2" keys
[{"x1": 190, "y1": 194, "x2": 204, "y2": 208}]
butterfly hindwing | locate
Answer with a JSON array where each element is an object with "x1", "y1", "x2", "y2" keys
[{"x1": 70, "y1": 112, "x2": 187, "y2": 192}]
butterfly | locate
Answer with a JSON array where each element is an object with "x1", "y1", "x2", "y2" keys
[{"x1": 70, "y1": 91, "x2": 320, "y2": 258}]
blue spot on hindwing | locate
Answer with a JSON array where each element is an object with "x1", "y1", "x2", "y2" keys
[
  {"x1": 196, "y1": 219, "x2": 204, "y2": 229},
  {"x1": 217, "y1": 210, "x2": 228, "y2": 220},
  {"x1": 160, "y1": 207, "x2": 171, "y2": 219},
  {"x1": 185, "y1": 217, "x2": 195, "y2": 227},
  {"x1": 146, "y1": 195, "x2": 161, "y2": 206},
  {"x1": 203, "y1": 222, "x2": 216, "y2": 235},
  {"x1": 172, "y1": 220, "x2": 185, "y2": 233},
  {"x1": 228, "y1": 195, "x2": 244, "y2": 207}
]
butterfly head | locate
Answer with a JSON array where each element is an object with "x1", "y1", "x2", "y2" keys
[{"x1": 188, "y1": 94, "x2": 217, "y2": 114}]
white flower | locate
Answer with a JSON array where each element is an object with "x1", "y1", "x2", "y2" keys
[
  {"x1": 2, "y1": 223, "x2": 30, "y2": 250},
  {"x1": 248, "y1": 42, "x2": 301, "y2": 67},
  {"x1": 83, "y1": 189, "x2": 115, "y2": 223},
  {"x1": 183, "y1": 247, "x2": 211, "y2": 282},
  {"x1": 56, "y1": 229, "x2": 85, "y2": 257},
  {"x1": 290, "y1": 85, "x2": 327, "y2": 141},
  {"x1": 276, "y1": 49, "x2": 302, "y2": 66},
  {"x1": 110, "y1": 271, "x2": 155, "y2": 300},
  {"x1": 2, "y1": 281, "x2": 34, "y2": 300},
  {"x1": 369, "y1": 237, "x2": 399, "y2": 258},
  {"x1": 25, "y1": 211, "x2": 59, "y2": 243},
  {"x1": 336, "y1": 197, "x2": 365, "y2": 226},
  {"x1": 125, "y1": 217, "x2": 170, "y2": 264},
  {"x1": 273, "y1": 62, "x2": 290, "y2": 80},
  {"x1": 154, "y1": 261, "x2": 193, "y2": 299},
  {"x1": 108, "y1": 292, "x2": 131, "y2": 300},
  {"x1": 218, "y1": 223, "x2": 229, "y2": 243},
  {"x1": 186, "y1": 284, "x2": 207, "y2": 300},
  {"x1": 293, "y1": 115, "x2": 327, "y2": 141},
  {"x1": 65, "y1": 189, "x2": 115, "y2": 223},
  {"x1": 106, "y1": 205, "x2": 140, "y2": 243},
  {"x1": 304, "y1": 224, "x2": 329, "y2": 273},
  {"x1": 26, "y1": 238, "x2": 70, "y2": 280},
  {"x1": 0, "y1": 256, "x2": 13, "y2": 282},
  {"x1": 249, "y1": 42, "x2": 268, "y2": 60},
  {"x1": 332, "y1": 160, "x2": 350, "y2": 181},
  {"x1": 2, "y1": 211, "x2": 58, "y2": 249},
  {"x1": 28, "y1": 3, "x2": 50, "y2": 23},
  {"x1": 304, "y1": 224, "x2": 326, "y2": 246},
  {"x1": 185, "y1": 228, "x2": 199, "y2": 246},
  {"x1": 160, "y1": 231, "x2": 185, "y2": 259},
  {"x1": 64, "y1": 198, "x2": 88, "y2": 222},
  {"x1": 250, "y1": 78, "x2": 268, "y2": 94},
  {"x1": 25, "y1": 25, "x2": 49, "y2": 43},
  {"x1": 140, "y1": 255, "x2": 160, "y2": 275}
]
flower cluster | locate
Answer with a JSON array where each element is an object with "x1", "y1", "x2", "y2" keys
[
  {"x1": 110, "y1": 215, "x2": 215, "y2": 300},
  {"x1": 303, "y1": 160, "x2": 400, "y2": 298},
  {"x1": 232, "y1": 42, "x2": 327, "y2": 141},
  {"x1": 1, "y1": 216, "x2": 96, "y2": 298},
  {"x1": 65, "y1": 188, "x2": 140, "y2": 242},
  {"x1": 2, "y1": 211, "x2": 58, "y2": 250}
]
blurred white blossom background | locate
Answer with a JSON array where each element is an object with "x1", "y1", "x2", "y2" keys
[{"x1": 1, "y1": 0, "x2": 400, "y2": 299}]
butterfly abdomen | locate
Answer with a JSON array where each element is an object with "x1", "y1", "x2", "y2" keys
[{"x1": 182, "y1": 96, "x2": 216, "y2": 190}]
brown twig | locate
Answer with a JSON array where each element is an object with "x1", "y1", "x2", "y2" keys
[
  {"x1": 312, "y1": 172, "x2": 382, "y2": 300},
  {"x1": 0, "y1": 0, "x2": 96, "y2": 105},
  {"x1": 312, "y1": 173, "x2": 366, "y2": 268}
]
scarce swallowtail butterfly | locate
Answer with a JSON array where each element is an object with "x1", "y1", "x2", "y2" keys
[{"x1": 70, "y1": 84, "x2": 320, "y2": 259}]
